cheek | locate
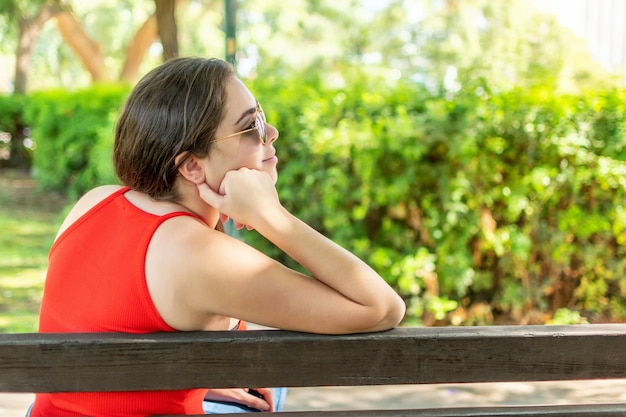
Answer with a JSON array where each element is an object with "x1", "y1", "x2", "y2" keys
[
  {"x1": 205, "y1": 145, "x2": 267, "y2": 189},
  {"x1": 202, "y1": 158, "x2": 231, "y2": 192},
  {"x1": 204, "y1": 151, "x2": 254, "y2": 190},
  {"x1": 234, "y1": 146, "x2": 264, "y2": 169}
]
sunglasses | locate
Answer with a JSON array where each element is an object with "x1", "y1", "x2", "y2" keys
[{"x1": 211, "y1": 103, "x2": 267, "y2": 145}]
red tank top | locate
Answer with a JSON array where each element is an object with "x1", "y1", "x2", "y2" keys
[{"x1": 31, "y1": 187, "x2": 213, "y2": 416}]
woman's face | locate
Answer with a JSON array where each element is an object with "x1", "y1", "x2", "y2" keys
[{"x1": 203, "y1": 76, "x2": 279, "y2": 193}]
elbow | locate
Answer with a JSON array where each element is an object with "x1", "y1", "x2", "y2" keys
[
  {"x1": 380, "y1": 294, "x2": 407, "y2": 330},
  {"x1": 358, "y1": 294, "x2": 406, "y2": 333}
]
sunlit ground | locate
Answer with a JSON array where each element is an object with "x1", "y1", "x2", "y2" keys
[{"x1": 0, "y1": 170, "x2": 67, "y2": 332}]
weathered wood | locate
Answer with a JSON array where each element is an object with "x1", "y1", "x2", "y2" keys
[{"x1": 1, "y1": 324, "x2": 626, "y2": 393}]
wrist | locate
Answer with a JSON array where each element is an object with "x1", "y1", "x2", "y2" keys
[{"x1": 254, "y1": 204, "x2": 294, "y2": 239}]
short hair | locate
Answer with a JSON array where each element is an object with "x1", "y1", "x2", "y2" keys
[{"x1": 114, "y1": 57, "x2": 235, "y2": 201}]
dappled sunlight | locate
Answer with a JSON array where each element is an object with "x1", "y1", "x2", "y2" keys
[
  {"x1": 0, "y1": 170, "x2": 57, "y2": 333},
  {"x1": 283, "y1": 380, "x2": 626, "y2": 411}
]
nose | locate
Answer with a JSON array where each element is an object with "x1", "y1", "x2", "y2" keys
[{"x1": 265, "y1": 122, "x2": 279, "y2": 145}]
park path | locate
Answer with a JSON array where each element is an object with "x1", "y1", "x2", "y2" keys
[{"x1": 2, "y1": 379, "x2": 626, "y2": 416}]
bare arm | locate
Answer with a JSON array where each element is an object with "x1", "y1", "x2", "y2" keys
[{"x1": 189, "y1": 168, "x2": 405, "y2": 334}]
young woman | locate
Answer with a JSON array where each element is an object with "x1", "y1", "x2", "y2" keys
[{"x1": 30, "y1": 57, "x2": 406, "y2": 416}]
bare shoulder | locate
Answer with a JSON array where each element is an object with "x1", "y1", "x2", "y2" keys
[
  {"x1": 151, "y1": 214, "x2": 229, "y2": 261},
  {"x1": 79, "y1": 185, "x2": 126, "y2": 202},
  {"x1": 71, "y1": 185, "x2": 125, "y2": 215},
  {"x1": 55, "y1": 185, "x2": 125, "y2": 238},
  {"x1": 149, "y1": 217, "x2": 254, "y2": 288},
  {"x1": 145, "y1": 216, "x2": 247, "y2": 330}
]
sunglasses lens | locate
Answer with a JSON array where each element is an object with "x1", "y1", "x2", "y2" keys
[{"x1": 257, "y1": 113, "x2": 266, "y2": 144}]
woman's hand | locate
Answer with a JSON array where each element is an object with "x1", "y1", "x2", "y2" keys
[
  {"x1": 204, "y1": 387, "x2": 275, "y2": 411},
  {"x1": 197, "y1": 168, "x2": 281, "y2": 230}
]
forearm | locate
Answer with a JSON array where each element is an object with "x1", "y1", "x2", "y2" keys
[
  {"x1": 195, "y1": 172, "x2": 405, "y2": 330},
  {"x1": 256, "y1": 206, "x2": 405, "y2": 328}
]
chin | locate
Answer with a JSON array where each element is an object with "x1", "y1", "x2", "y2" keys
[{"x1": 258, "y1": 164, "x2": 278, "y2": 184}]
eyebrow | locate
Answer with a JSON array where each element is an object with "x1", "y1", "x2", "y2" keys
[{"x1": 234, "y1": 103, "x2": 258, "y2": 126}]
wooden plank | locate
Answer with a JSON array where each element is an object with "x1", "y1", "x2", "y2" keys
[
  {"x1": 1, "y1": 325, "x2": 626, "y2": 392},
  {"x1": 161, "y1": 403, "x2": 626, "y2": 416}
]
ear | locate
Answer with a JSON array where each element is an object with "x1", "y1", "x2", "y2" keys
[{"x1": 174, "y1": 152, "x2": 206, "y2": 185}]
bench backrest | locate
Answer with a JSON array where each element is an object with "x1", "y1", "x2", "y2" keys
[
  {"x1": 2, "y1": 324, "x2": 626, "y2": 416},
  {"x1": 2, "y1": 324, "x2": 626, "y2": 392}
]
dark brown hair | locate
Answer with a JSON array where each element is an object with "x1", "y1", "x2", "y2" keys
[{"x1": 114, "y1": 57, "x2": 234, "y2": 201}]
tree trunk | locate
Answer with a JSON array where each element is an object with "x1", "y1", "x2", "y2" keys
[
  {"x1": 14, "y1": 5, "x2": 60, "y2": 94},
  {"x1": 9, "y1": 5, "x2": 61, "y2": 169},
  {"x1": 155, "y1": 0, "x2": 179, "y2": 61},
  {"x1": 55, "y1": 10, "x2": 110, "y2": 82},
  {"x1": 119, "y1": 14, "x2": 159, "y2": 82}
]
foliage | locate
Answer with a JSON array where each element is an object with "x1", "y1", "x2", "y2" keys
[
  {"x1": 0, "y1": 94, "x2": 24, "y2": 161},
  {"x1": 546, "y1": 308, "x2": 589, "y2": 325},
  {"x1": 22, "y1": 83, "x2": 128, "y2": 198},
  {"x1": 0, "y1": 94, "x2": 22, "y2": 132},
  {"x1": 2, "y1": 0, "x2": 626, "y2": 326},
  {"x1": 5, "y1": 60, "x2": 626, "y2": 326},
  {"x1": 9, "y1": 0, "x2": 224, "y2": 91},
  {"x1": 244, "y1": 65, "x2": 626, "y2": 325},
  {"x1": 235, "y1": 0, "x2": 613, "y2": 96},
  {"x1": 411, "y1": 0, "x2": 612, "y2": 95},
  {"x1": 0, "y1": 0, "x2": 61, "y2": 20},
  {"x1": 4, "y1": 0, "x2": 613, "y2": 93}
]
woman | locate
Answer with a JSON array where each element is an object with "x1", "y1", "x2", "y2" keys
[{"x1": 30, "y1": 57, "x2": 406, "y2": 416}]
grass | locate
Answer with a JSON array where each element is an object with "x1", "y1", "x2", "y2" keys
[{"x1": 0, "y1": 169, "x2": 68, "y2": 332}]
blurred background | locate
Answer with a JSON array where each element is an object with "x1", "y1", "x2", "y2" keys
[{"x1": 1, "y1": 0, "x2": 626, "y2": 332}]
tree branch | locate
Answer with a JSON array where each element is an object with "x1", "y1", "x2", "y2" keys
[
  {"x1": 119, "y1": 14, "x2": 159, "y2": 82},
  {"x1": 55, "y1": 10, "x2": 110, "y2": 82}
]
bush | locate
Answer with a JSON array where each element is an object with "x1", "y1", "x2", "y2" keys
[
  {"x1": 23, "y1": 84, "x2": 129, "y2": 199},
  {"x1": 0, "y1": 94, "x2": 28, "y2": 167},
  {"x1": 14, "y1": 70, "x2": 626, "y2": 326},
  {"x1": 247, "y1": 68, "x2": 626, "y2": 325},
  {"x1": 0, "y1": 95, "x2": 23, "y2": 136}
]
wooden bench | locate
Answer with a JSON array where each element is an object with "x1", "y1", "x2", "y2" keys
[{"x1": 2, "y1": 324, "x2": 626, "y2": 416}]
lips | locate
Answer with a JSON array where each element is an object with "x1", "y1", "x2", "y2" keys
[{"x1": 263, "y1": 153, "x2": 278, "y2": 163}]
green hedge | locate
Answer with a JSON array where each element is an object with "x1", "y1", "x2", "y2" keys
[
  {"x1": 0, "y1": 95, "x2": 23, "y2": 135},
  {"x1": 22, "y1": 84, "x2": 129, "y2": 199},
  {"x1": 8, "y1": 71, "x2": 626, "y2": 326},
  {"x1": 0, "y1": 94, "x2": 26, "y2": 166},
  {"x1": 248, "y1": 69, "x2": 626, "y2": 325}
]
